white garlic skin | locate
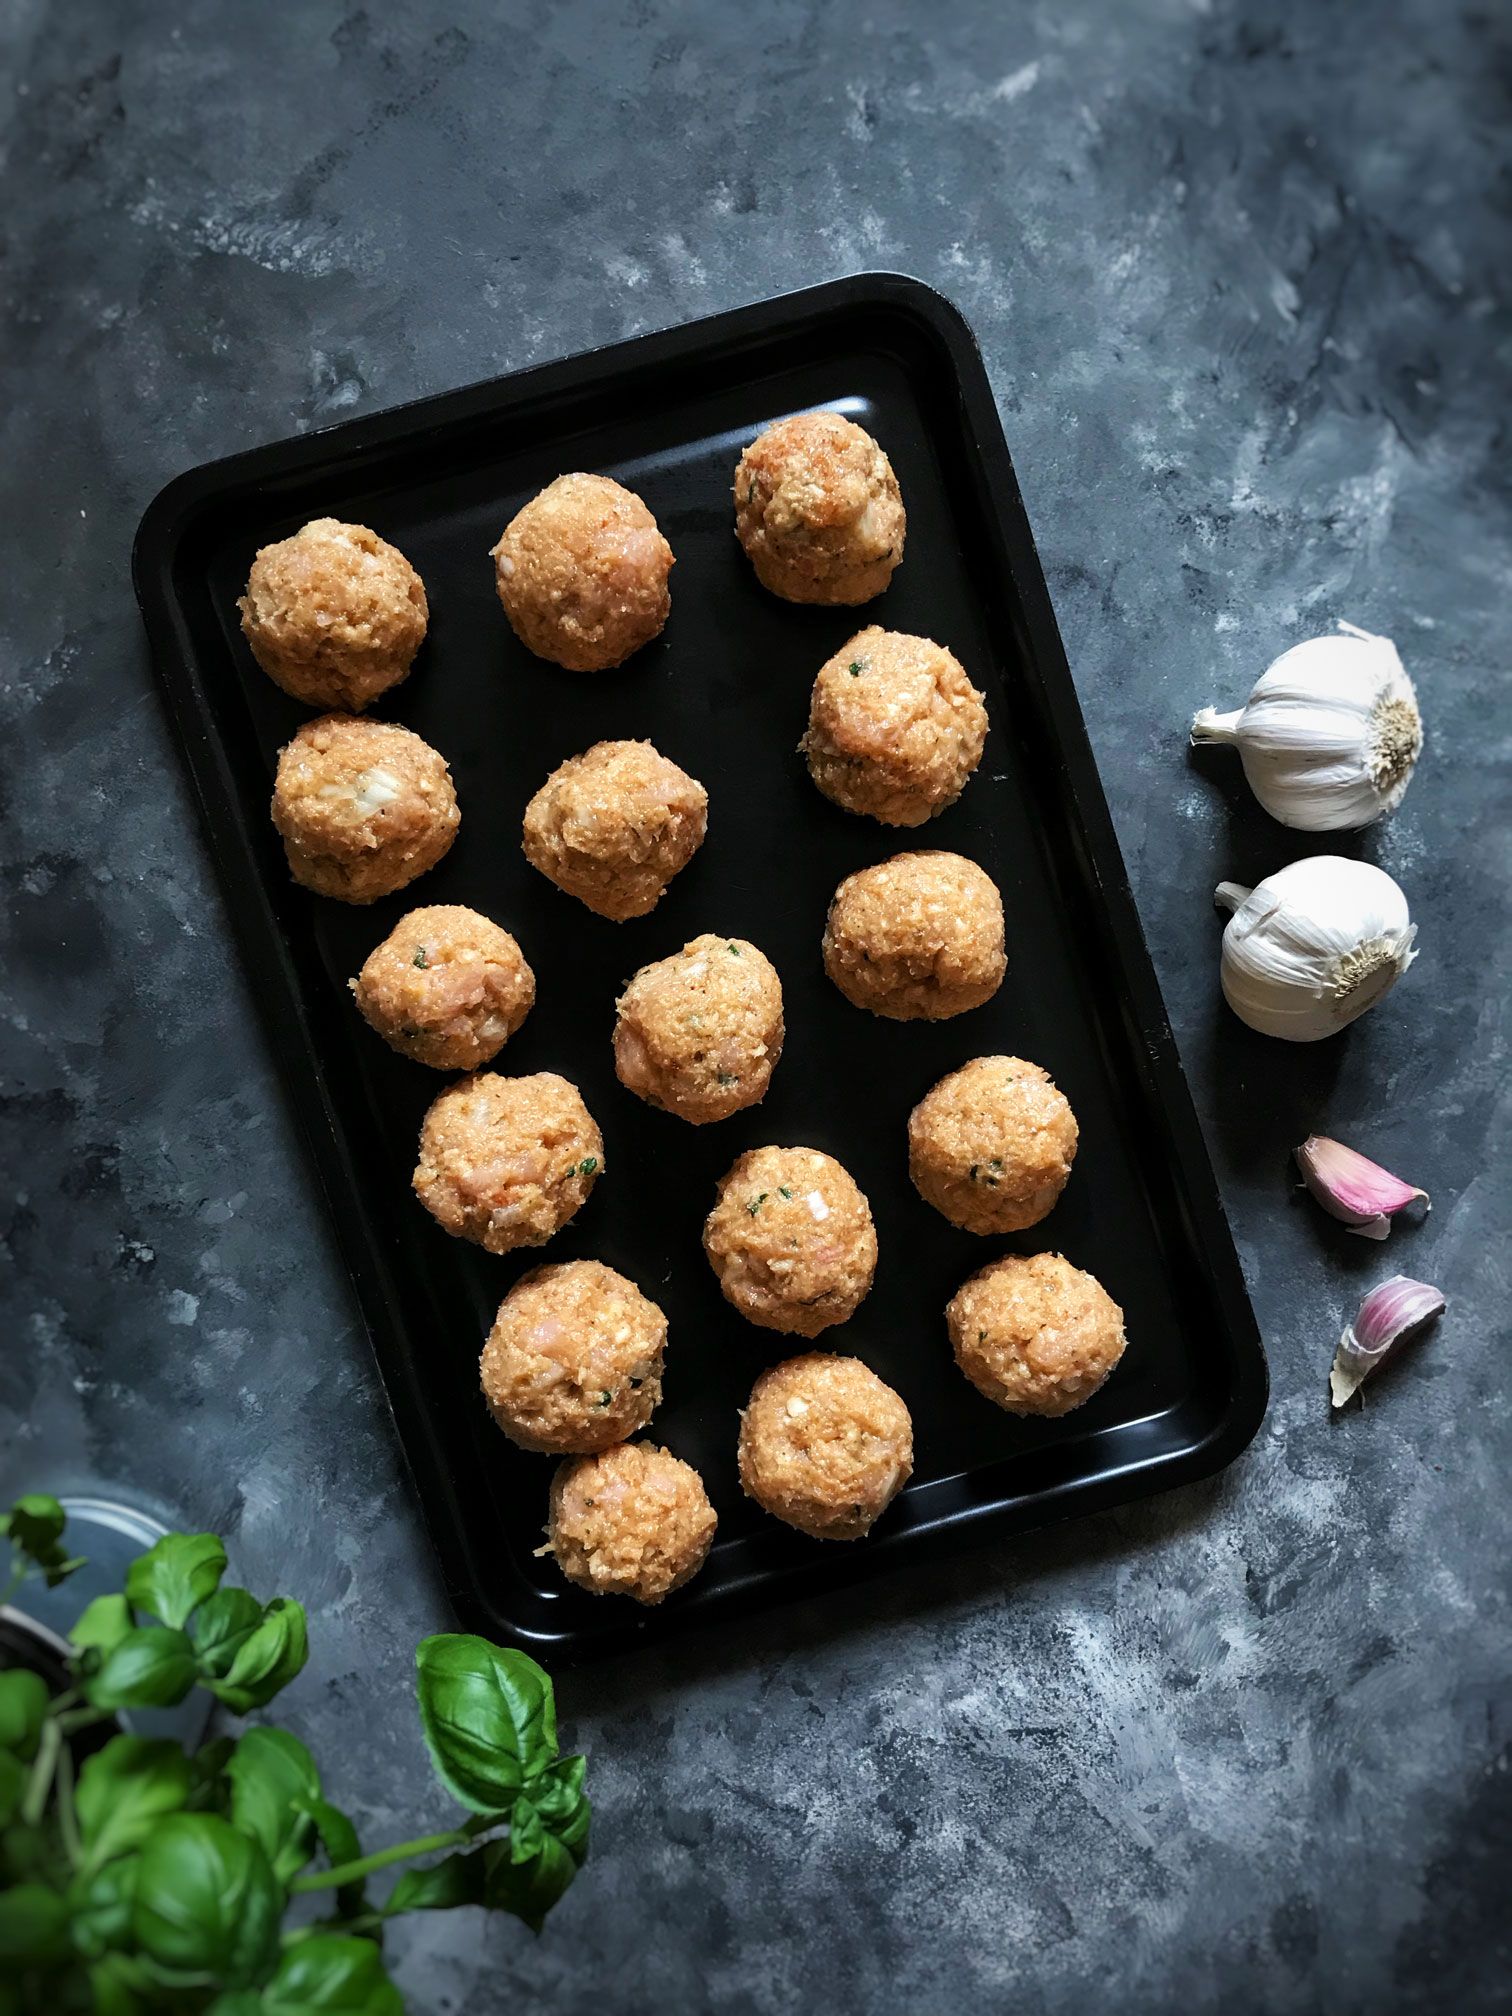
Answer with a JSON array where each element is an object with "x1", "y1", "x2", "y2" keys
[
  {"x1": 1215, "y1": 856, "x2": 1417, "y2": 1042},
  {"x1": 1191, "y1": 622, "x2": 1422, "y2": 832}
]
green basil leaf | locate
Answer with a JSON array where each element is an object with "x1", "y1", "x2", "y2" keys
[
  {"x1": 0, "y1": 1750, "x2": 26, "y2": 1829},
  {"x1": 385, "y1": 1849, "x2": 486, "y2": 1915},
  {"x1": 87, "y1": 1951, "x2": 151, "y2": 2016},
  {"x1": 227, "y1": 1727, "x2": 320, "y2": 1883},
  {"x1": 508, "y1": 1794, "x2": 545, "y2": 1865},
  {"x1": 3, "y1": 1495, "x2": 64, "y2": 1551},
  {"x1": 191, "y1": 1587, "x2": 265, "y2": 1680},
  {"x1": 204, "y1": 1997, "x2": 264, "y2": 2016},
  {"x1": 66, "y1": 1851, "x2": 139, "y2": 1959},
  {"x1": 69, "y1": 1594, "x2": 134, "y2": 1657},
  {"x1": 75, "y1": 1736, "x2": 191, "y2": 1875},
  {"x1": 549, "y1": 1787, "x2": 591, "y2": 1867},
  {"x1": 292, "y1": 1795, "x2": 365, "y2": 1916},
  {"x1": 85, "y1": 1627, "x2": 199, "y2": 1711},
  {"x1": 132, "y1": 1812, "x2": 282, "y2": 1985},
  {"x1": 0, "y1": 1669, "x2": 49, "y2": 1759},
  {"x1": 257, "y1": 1934, "x2": 403, "y2": 2013},
  {"x1": 531, "y1": 1752, "x2": 586, "y2": 1825},
  {"x1": 0, "y1": 1818, "x2": 52, "y2": 1886},
  {"x1": 481, "y1": 1832, "x2": 577, "y2": 1934},
  {"x1": 186, "y1": 1736, "x2": 237, "y2": 1814},
  {"x1": 0, "y1": 1880, "x2": 72, "y2": 1964},
  {"x1": 125, "y1": 1532, "x2": 227, "y2": 1631},
  {"x1": 209, "y1": 1600, "x2": 308, "y2": 1714},
  {"x1": 414, "y1": 1636, "x2": 557, "y2": 1813}
]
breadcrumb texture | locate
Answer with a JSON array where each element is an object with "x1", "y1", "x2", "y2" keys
[
  {"x1": 824, "y1": 850, "x2": 1005, "y2": 1020},
  {"x1": 614, "y1": 933, "x2": 784, "y2": 1124},
  {"x1": 948, "y1": 1251, "x2": 1126, "y2": 1417},
  {"x1": 547, "y1": 1442, "x2": 717, "y2": 1605},
  {"x1": 481, "y1": 1261, "x2": 665, "y2": 1453},
  {"x1": 239, "y1": 517, "x2": 428, "y2": 711},
  {"x1": 412, "y1": 1070, "x2": 602, "y2": 1255},
  {"x1": 270, "y1": 714, "x2": 459, "y2": 904},
  {"x1": 738, "y1": 1353, "x2": 913, "y2": 1541},
  {"x1": 733, "y1": 411, "x2": 905, "y2": 605},
  {"x1": 522, "y1": 739, "x2": 708, "y2": 920},
  {"x1": 908, "y1": 1055, "x2": 1078, "y2": 1234},
  {"x1": 703, "y1": 1146, "x2": 877, "y2": 1336},
  {"x1": 801, "y1": 627, "x2": 988, "y2": 827},
  {"x1": 491, "y1": 473, "x2": 673, "y2": 672},
  {"x1": 350, "y1": 905, "x2": 534, "y2": 1070}
]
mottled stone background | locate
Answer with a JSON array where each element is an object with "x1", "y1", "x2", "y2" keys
[{"x1": 1, "y1": 2, "x2": 1508, "y2": 2010}]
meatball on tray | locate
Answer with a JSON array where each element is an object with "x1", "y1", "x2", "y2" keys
[{"x1": 134, "y1": 273, "x2": 1266, "y2": 1661}]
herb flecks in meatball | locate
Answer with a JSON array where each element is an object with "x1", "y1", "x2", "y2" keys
[
  {"x1": 240, "y1": 518, "x2": 428, "y2": 711},
  {"x1": 546, "y1": 1443, "x2": 717, "y2": 1604},
  {"x1": 704, "y1": 1146, "x2": 877, "y2": 1337},
  {"x1": 948, "y1": 1252, "x2": 1126, "y2": 1417},
  {"x1": 523, "y1": 739, "x2": 707, "y2": 920},
  {"x1": 734, "y1": 412, "x2": 905, "y2": 605},
  {"x1": 351, "y1": 905, "x2": 534, "y2": 1070},
  {"x1": 614, "y1": 934, "x2": 784, "y2": 1124},
  {"x1": 802, "y1": 627, "x2": 988, "y2": 827},
  {"x1": 270, "y1": 714, "x2": 459, "y2": 904},
  {"x1": 491, "y1": 473, "x2": 673, "y2": 672},
  {"x1": 908, "y1": 1055, "x2": 1078, "y2": 1235}
]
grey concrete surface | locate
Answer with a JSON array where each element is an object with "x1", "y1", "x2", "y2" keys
[{"x1": 2, "y1": 2, "x2": 1508, "y2": 2010}]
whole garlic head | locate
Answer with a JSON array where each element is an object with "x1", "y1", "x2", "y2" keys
[
  {"x1": 1214, "y1": 856, "x2": 1417, "y2": 1042},
  {"x1": 1191, "y1": 622, "x2": 1422, "y2": 831}
]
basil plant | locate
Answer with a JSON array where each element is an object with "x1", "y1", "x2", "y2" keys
[{"x1": 0, "y1": 1496, "x2": 589, "y2": 2013}]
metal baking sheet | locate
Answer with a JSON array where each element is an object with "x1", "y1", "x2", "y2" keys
[{"x1": 132, "y1": 273, "x2": 1267, "y2": 1660}]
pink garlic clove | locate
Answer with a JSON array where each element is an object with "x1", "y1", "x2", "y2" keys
[
  {"x1": 1329, "y1": 1275, "x2": 1446, "y2": 1409},
  {"x1": 1295, "y1": 1135, "x2": 1429, "y2": 1241}
]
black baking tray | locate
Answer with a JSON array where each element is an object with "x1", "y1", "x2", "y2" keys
[{"x1": 133, "y1": 273, "x2": 1267, "y2": 1661}]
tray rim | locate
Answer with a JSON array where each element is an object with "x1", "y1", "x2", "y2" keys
[{"x1": 132, "y1": 270, "x2": 1269, "y2": 1662}]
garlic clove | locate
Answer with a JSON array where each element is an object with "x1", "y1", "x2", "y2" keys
[
  {"x1": 1294, "y1": 1135, "x2": 1430, "y2": 1240},
  {"x1": 1214, "y1": 857, "x2": 1417, "y2": 1042},
  {"x1": 1329, "y1": 1275, "x2": 1445, "y2": 1408},
  {"x1": 1192, "y1": 621, "x2": 1422, "y2": 832}
]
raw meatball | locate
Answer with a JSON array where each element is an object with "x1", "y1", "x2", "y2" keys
[
  {"x1": 947, "y1": 1252, "x2": 1126, "y2": 1417},
  {"x1": 733, "y1": 412, "x2": 905, "y2": 604},
  {"x1": 703, "y1": 1147, "x2": 877, "y2": 1337},
  {"x1": 738, "y1": 1353, "x2": 913, "y2": 1541},
  {"x1": 522, "y1": 740, "x2": 708, "y2": 921},
  {"x1": 801, "y1": 628, "x2": 988, "y2": 827},
  {"x1": 480, "y1": 1261, "x2": 665, "y2": 1453},
  {"x1": 270, "y1": 714, "x2": 459, "y2": 904},
  {"x1": 413, "y1": 1071, "x2": 602, "y2": 1255},
  {"x1": 908, "y1": 1055, "x2": 1078, "y2": 1235},
  {"x1": 824, "y1": 851, "x2": 1005, "y2": 1020},
  {"x1": 490, "y1": 473, "x2": 673, "y2": 672},
  {"x1": 350, "y1": 906, "x2": 534, "y2": 1071},
  {"x1": 614, "y1": 934, "x2": 783, "y2": 1125},
  {"x1": 546, "y1": 1443, "x2": 717, "y2": 1605},
  {"x1": 239, "y1": 518, "x2": 428, "y2": 711}
]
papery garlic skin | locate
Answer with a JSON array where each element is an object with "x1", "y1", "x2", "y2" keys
[
  {"x1": 1330, "y1": 1275, "x2": 1445, "y2": 1408},
  {"x1": 1215, "y1": 857, "x2": 1416, "y2": 1042},
  {"x1": 1294, "y1": 1134, "x2": 1430, "y2": 1240},
  {"x1": 1192, "y1": 622, "x2": 1422, "y2": 831}
]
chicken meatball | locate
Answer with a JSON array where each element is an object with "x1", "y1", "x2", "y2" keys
[
  {"x1": 947, "y1": 1252, "x2": 1126, "y2": 1418},
  {"x1": 733, "y1": 412, "x2": 905, "y2": 604},
  {"x1": 703, "y1": 1147, "x2": 877, "y2": 1337},
  {"x1": 412, "y1": 1071, "x2": 602, "y2": 1255},
  {"x1": 908, "y1": 1056, "x2": 1078, "y2": 1235},
  {"x1": 824, "y1": 851, "x2": 1005, "y2": 1020},
  {"x1": 270, "y1": 714, "x2": 459, "y2": 903},
  {"x1": 738, "y1": 1354, "x2": 913, "y2": 1541},
  {"x1": 801, "y1": 628, "x2": 988, "y2": 827},
  {"x1": 522, "y1": 739, "x2": 708, "y2": 921},
  {"x1": 490, "y1": 473, "x2": 673, "y2": 672},
  {"x1": 480, "y1": 1261, "x2": 665, "y2": 1454},
  {"x1": 614, "y1": 934, "x2": 784, "y2": 1124},
  {"x1": 546, "y1": 1443, "x2": 717, "y2": 1605},
  {"x1": 239, "y1": 518, "x2": 428, "y2": 711},
  {"x1": 350, "y1": 906, "x2": 534, "y2": 1070}
]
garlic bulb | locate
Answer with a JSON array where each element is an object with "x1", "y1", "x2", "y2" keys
[
  {"x1": 1214, "y1": 856, "x2": 1417, "y2": 1041},
  {"x1": 1191, "y1": 621, "x2": 1422, "y2": 831}
]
